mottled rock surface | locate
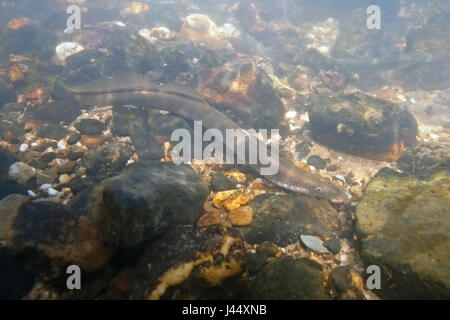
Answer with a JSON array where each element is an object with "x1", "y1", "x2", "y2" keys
[
  {"x1": 247, "y1": 257, "x2": 328, "y2": 299},
  {"x1": 130, "y1": 226, "x2": 245, "y2": 299},
  {"x1": 241, "y1": 193, "x2": 338, "y2": 246},
  {"x1": 309, "y1": 93, "x2": 418, "y2": 161},
  {"x1": 87, "y1": 161, "x2": 209, "y2": 248},
  {"x1": 356, "y1": 168, "x2": 450, "y2": 299}
]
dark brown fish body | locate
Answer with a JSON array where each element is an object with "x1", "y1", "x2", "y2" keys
[{"x1": 63, "y1": 75, "x2": 349, "y2": 203}]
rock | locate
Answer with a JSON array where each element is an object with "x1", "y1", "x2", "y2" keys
[
  {"x1": 67, "y1": 146, "x2": 85, "y2": 160},
  {"x1": 307, "y1": 155, "x2": 327, "y2": 170},
  {"x1": 67, "y1": 132, "x2": 81, "y2": 145},
  {"x1": 80, "y1": 135, "x2": 104, "y2": 148},
  {"x1": 397, "y1": 142, "x2": 449, "y2": 179},
  {"x1": 128, "y1": 123, "x2": 164, "y2": 161},
  {"x1": 112, "y1": 105, "x2": 148, "y2": 137},
  {"x1": 300, "y1": 235, "x2": 330, "y2": 254},
  {"x1": 0, "y1": 147, "x2": 17, "y2": 178},
  {"x1": 0, "y1": 119, "x2": 23, "y2": 144},
  {"x1": 130, "y1": 225, "x2": 245, "y2": 299},
  {"x1": 8, "y1": 162, "x2": 35, "y2": 185},
  {"x1": 198, "y1": 59, "x2": 285, "y2": 130},
  {"x1": 3, "y1": 199, "x2": 111, "y2": 271},
  {"x1": 327, "y1": 164, "x2": 338, "y2": 171},
  {"x1": 256, "y1": 241, "x2": 281, "y2": 257},
  {"x1": 404, "y1": 13, "x2": 450, "y2": 90},
  {"x1": 0, "y1": 194, "x2": 30, "y2": 242},
  {"x1": 295, "y1": 140, "x2": 312, "y2": 159},
  {"x1": 74, "y1": 119, "x2": 105, "y2": 136},
  {"x1": 23, "y1": 102, "x2": 81, "y2": 125},
  {"x1": 356, "y1": 168, "x2": 450, "y2": 299},
  {"x1": 56, "y1": 25, "x2": 153, "y2": 92},
  {"x1": 38, "y1": 152, "x2": 57, "y2": 164},
  {"x1": 36, "y1": 168, "x2": 58, "y2": 185},
  {"x1": 87, "y1": 161, "x2": 209, "y2": 247},
  {"x1": 55, "y1": 42, "x2": 85, "y2": 62},
  {"x1": 247, "y1": 257, "x2": 328, "y2": 299},
  {"x1": 246, "y1": 251, "x2": 268, "y2": 275},
  {"x1": 241, "y1": 194, "x2": 337, "y2": 246},
  {"x1": 323, "y1": 238, "x2": 341, "y2": 255},
  {"x1": 330, "y1": 266, "x2": 353, "y2": 292},
  {"x1": 222, "y1": 192, "x2": 254, "y2": 212},
  {"x1": 0, "y1": 79, "x2": 16, "y2": 108},
  {"x1": 83, "y1": 142, "x2": 134, "y2": 181},
  {"x1": 196, "y1": 210, "x2": 223, "y2": 227},
  {"x1": 0, "y1": 178, "x2": 26, "y2": 200},
  {"x1": 309, "y1": 93, "x2": 418, "y2": 161},
  {"x1": 228, "y1": 206, "x2": 254, "y2": 226},
  {"x1": 59, "y1": 174, "x2": 71, "y2": 185},
  {"x1": 0, "y1": 247, "x2": 35, "y2": 300},
  {"x1": 37, "y1": 123, "x2": 70, "y2": 140},
  {"x1": 66, "y1": 183, "x2": 90, "y2": 208},
  {"x1": 56, "y1": 160, "x2": 76, "y2": 174},
  {"x1": 210, "y1": 172, "x2": 237, "y2": 192}
]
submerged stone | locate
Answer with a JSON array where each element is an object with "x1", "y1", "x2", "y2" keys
[
  {"x1": 247, "y1": 257, "x2": 328, "y2": 299},
  {"x1": 83, "y1": 142, "x2": 134, "y2": 181},
  {"x1": 130, "y1": 225, "x2": 245, "y2": 300},
  {"x1": 309, "y1": 93, "x2": 418, "y2": 161},
  {"x1": 241, "y1": 193, "x2": 337, "y2": 246},
  {"x1": 356, "y1": 168, "x2": 450, "y2": 299},
  {"x1": 300, "y1": 235, "x2": 330, "y2": 254},
  {"x1": 74, "y1": 119, "x2": 105, "y2": 136},
  {"x1": 0, "y1": 196, "x2": 111, "y2": 271},
  {"x1": 198, "y1": 59, "x2": 285, "y2": 130},
  {"x1": 87, "y1": 161, "x2": 209, "y2": 248}
]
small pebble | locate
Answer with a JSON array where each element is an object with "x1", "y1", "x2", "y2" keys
[
  {"x1": 307, "y1": 155, "x2": 327, "y2": 170},
  {"x1": 300, "y1": 235, "x2": 330, "y2": 254},
  {"x1": 19, "y1": 143, "x2": 29, "y2": 152},
  {"x1": 59, "y1": 174, "x2": 71, "y2": 184}
]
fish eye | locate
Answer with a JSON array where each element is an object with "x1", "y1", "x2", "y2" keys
[{"x1": 315, "y1": 187, "x2": 323, "y2": 193}]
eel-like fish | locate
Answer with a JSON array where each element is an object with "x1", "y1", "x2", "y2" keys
[{"x1": 61, "y1": 74, "x2": 350, "y2": 203}]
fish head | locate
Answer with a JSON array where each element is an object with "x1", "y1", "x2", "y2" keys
[
  {"x1": 272, "y1": 158, "x2": 351, "y2": 204},
  {"x1": 308, "y1": 179, "x2": 351, "y2": 204}
]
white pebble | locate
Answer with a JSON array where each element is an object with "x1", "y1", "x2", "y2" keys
[
  {"x1": 300, "y1": 113, "x2": 310, "y2": 122},
  {"x1": 40, "y1": 184, "x2": 52, "y2": 191},
  {"x1": 55, "y1": 42, "x2": 85, "y2": 62},
  {"x1": 57, "y1": 140, "x2": 67, "y2": 150},
  {"x1": 27, "y1": 190, "x2": 36, "y2": 197},
  {"x1": 285, "y1": 110, "x2": 297, "y2": 119},
  {"x1": 47, "y1": 188, "x2": 61, "y2": 196},
  {"x1": 19, "y1": 143, "x2": 29, "y2": 152},
  {"x1": 335, "y1": 174, "x2": 346, "y2": 184}
]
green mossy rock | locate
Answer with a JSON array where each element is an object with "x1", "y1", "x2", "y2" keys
[
  {"x1": 356, "y1": 168, "x2": 450, "y2": 299},
  {"x1": 241, "y1": 193, "x2": 338, "y2": 246},
  {"x1": 247, "y1": 257, "x2": 328, "y2": 299}
]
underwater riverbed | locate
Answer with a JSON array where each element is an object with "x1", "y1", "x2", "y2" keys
[{"x1": 0, "y1": 0, "x2": 448, "y2": 300}]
